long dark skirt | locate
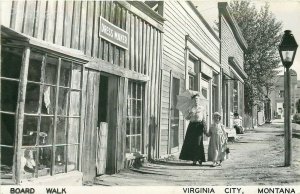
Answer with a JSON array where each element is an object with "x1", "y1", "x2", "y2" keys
[{"x1": 179, "y1": 121, "x2": 206, "y2": 162}]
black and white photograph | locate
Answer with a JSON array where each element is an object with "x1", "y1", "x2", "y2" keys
[{"x1": 0, "y1": 0, "x2": 300, "y2": 192}]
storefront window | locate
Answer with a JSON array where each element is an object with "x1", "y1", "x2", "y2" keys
[
  {"x1": 126, "y1": 81, "x2": 144, "y2": 153},
  {"x1": 20, "y1": 50, "x2": 83, "y2": 178},
  {"x1": 212, "y1": 73, "x2": 218, "y2": 113},
  {"x1": 1, "y1": 46, "x2": 24, "y2": 179}
]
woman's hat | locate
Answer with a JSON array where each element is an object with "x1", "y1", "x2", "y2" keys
[{"x1": 213, "y1": 112, "x2": 222, "y2": 117}]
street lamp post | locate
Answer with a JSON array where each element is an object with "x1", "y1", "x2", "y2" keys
[{"x1": 278, "y1": 30, "x2": 298, "y2": 166}]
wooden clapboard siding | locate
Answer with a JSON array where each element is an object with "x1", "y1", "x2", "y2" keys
[{"x1": 160, "y1": 1, "x2": 220, "y2": 156}]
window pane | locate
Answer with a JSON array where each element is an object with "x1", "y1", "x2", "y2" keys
[
  {"x1": 68, "y1": 118, "x2": 79, "y2": 144},
  {"x1": 1, "y1": 79, "x2": 19, "y2": 112},
  {"x1": 28, "y1": 52, "x2": 44, "y2": 82},
  {"x1": 71, "y1": 64, "x2": 82, "y2": 90},
  {"x1": 0, "y1": 146, "x2": 14, "y2": 178},
  {"x1": 57, "y1": 87, "x2": 69, "y2": 116},
  {"x1": 137, "y1": 83, "x2": 141, "y2": 99},
  {"x1": 132, "y1": 82, "x2": 136, "y2": 98},
  {"x1": 136, "y1": 118, "x2": 141, "y2": 134},
  {"x1": 67, "y1": 145, "x2": 78, "y2": 172},
  {"x1": 136, "y1": 135, "x2": 141, "y2": 152},
  {"x1": 69, "y1": 91, "x2": 80, "y2": 116},
  {"x1": 128, "y1": 83, "x2": 132, "y2": 99},
  {"x1": 1, "y1": 47, "x2": 23, "y2": 79},
  {"x1": 23, "y1": 116, "x2": 39, "y2": 146},
  {"x1": 132, "y1": 118, "x2": 136, "y2": 135},
  {"x1": 21, "y1": 148, "x2": 37, "y2": 179},
  {"x1": 55, "y1": 146, "x2": 66, "y2": 174},
  {"x1": 41, "y1": 86, "x2": 56, "y2": 115},
  {"x1": 40, "y1": 116, "x2": 54, "y2": 145},
  {"x1": 25, "y1": 83, "x2": 40, "y2": 114},
  {"x1": 126, "y1": 118, "x2": 130, "y2": 135},
  {"x1": 56, "y1": 117, "x2": 67, "y2": 144},
  {"x1": 131, "y1": 136, "x2": 136, "y2": 152},
  {"x1": 37, "y1": 146, "x2": 51, "y2": 177},
  {"x1": 137, "y1": 100, "x2": 141, "y2": 116},
  {"x1": 1, "y1": 113, "x2": 15, "y2": 145},
  {"x1": 132, "y1": 100, "x2": 136, "y2": 116},
  {"x1": 45, "y1": 58, "x2": 58, "y2": 85},
  {"x1": 60, "y1": 60, "x2": 71, "y2": 87},
  {"x1": 126, "y1": 137, "x2": 130, "y2": 153}
]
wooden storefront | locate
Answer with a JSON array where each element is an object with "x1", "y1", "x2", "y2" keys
[
  {"x1": 1, "y1": 1, "x2": 163, "y2": 185},
  {"x1": 160, "y1": 1, "x2": 221, "y2": 156},
  {"x1": 218, "y1": 2, "x2": 248, "y2": 128}
]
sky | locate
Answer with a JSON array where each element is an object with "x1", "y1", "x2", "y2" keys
[{"x1": 193, "y1": 0, "x2": 300, "y2": 77}]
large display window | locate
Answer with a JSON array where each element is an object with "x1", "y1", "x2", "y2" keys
[{"x1": 0, "y1": 45, "x2": 84, "y2": 182}]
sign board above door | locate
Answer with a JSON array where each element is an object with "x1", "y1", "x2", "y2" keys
[{"x1": 99, "y1": 17, "x2": 129, "y2": 50}]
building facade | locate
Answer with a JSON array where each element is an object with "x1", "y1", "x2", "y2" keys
[
  {"x1": 159, "y1": 1, "x2": 221, "y2": 156},
  {"x1": 270, "y1": 70, "x2": 298, "y2": 119},
  {"x1": 218, "y1": 2, "x2": 248, "y2": 128},
  {"x1": 1, "y1": 1, "x2": 163, "y2": 185}
]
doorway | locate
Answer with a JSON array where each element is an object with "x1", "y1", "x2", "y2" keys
[{"x1": 169, "y1": 77, "x2": 180, "y2": 153}]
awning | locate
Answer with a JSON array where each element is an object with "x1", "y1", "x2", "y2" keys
[{"x1": 228, "y1": 57, "x2": 248, "y2": 80}]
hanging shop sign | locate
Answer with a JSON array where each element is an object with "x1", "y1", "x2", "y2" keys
[{"x1": 99, "y1": 17, "x2": 129, "y2": 50}]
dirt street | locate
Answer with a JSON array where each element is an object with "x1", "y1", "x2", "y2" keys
[{"x1": 94, "y1": 122, "x2": 300, "y2": 186}]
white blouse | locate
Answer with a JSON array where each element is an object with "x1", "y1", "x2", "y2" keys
[{"x1": 187, "y1": 106, "x2": 205, "y2": 122}]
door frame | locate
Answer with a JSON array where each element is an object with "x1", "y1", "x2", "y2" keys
[{"x1": 168, "y1": 71, "x2": 181, "y2": 154}]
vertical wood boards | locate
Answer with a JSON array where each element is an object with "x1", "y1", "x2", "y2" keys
[
  {"x1": 92, "y1": 1, "x2": 100, "y2": 58},
  {"x1": 124, "y1": 10, "x2": 130, "y2": 69},
  {"x1": 34, "y1": 0, "x2": 47, "y2": 39},
  {"x1": 2, "y1": 0, "x2": 12, "y2": 27},
  {"x1": 11, "y1": 1, "x2": 25, "y2": 32},
  {"x1": 108, "y1": 2, "x2": 115, "y2": 64},
  {"x1": 114, "y1": 5, "x2": 121, "y2": 66},
  {"x1": 71, "y1": 1, "x2": 81, "y2": 50},
  {"x1": 82, "y1": 69, "x2": 100, "y2": 183},
  {"x1": 63, "y1": 1, "x2": 74, "y2": 48},
  {"x1": 130, "y1": 14, "x2": 135, "y2": 71},
  {"x1": 44, "y1": 0, "x2": 56, "y2": 43},
  {"x1": 13, "y1": 47, "x2": 30, "y2": 184},
  {"x1": 23, "y1": 0, "x2": 36, "y2": 37},
  {"x1": 102, "y1": 2, "x2": 110, "y2": 61},
  {"x1": 85, "y1": 1, "x2": 94, "y2": 56},
  {"x1": 119, "y1": 8, "x2": 126, "y2": 68},
  {"x1": 79, "y1": 1, "x2": 87, "y2": 52},
  {"x1": 54, "y1": 0, "x2": 65, "y2": 45}
]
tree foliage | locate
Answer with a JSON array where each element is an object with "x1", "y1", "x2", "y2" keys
[{"x1": 229, "y1": 1, "x2": 283, "y2": 114}]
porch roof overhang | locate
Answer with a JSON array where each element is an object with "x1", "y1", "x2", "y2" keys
[{"x1": 228, "y1": 57, "x2": 248, "y2": 80}]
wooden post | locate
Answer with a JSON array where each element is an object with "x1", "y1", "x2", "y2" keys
[
  {"x1": 285, "y1": 67, "x2": 292, "y2": 166},
  {"x1": 14, "y1": 47, "x2": 30, "y2": 184}
]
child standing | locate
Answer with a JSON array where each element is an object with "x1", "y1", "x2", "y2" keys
[{"x1": 207, "y1": 112, "x2": 228, "y2": 167}]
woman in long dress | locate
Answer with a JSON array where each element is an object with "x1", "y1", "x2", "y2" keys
[
  {"x1": 179, "y1": 94, "x2": 207, "y2": 166},
  {"x1": 207, "y1": 112, "x2": 228, "y2": 167}
]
